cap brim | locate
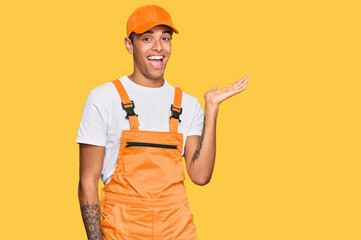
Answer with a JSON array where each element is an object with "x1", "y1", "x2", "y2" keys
[{"x1": 131, "y1": 22, "x2": 179, "y2": 36}]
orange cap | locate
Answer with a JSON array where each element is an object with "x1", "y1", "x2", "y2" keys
[{"x1": 126, "y1": 5, "x2": 179, "y2": 38}]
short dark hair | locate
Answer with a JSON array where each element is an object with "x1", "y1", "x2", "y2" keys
[{"x1": 129, "y1": 32, "x2": 135, "y2": 44}]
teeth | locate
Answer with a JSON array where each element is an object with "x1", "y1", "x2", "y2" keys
[{"x1": 147, "y1": 56, "x2": 163, "y2": 60}]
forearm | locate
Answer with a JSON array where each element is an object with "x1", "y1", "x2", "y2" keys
[
  {"x1": 78, "y1": 180, "x2": 103, "y2": 240},
  {"x1": 191, "y1": 103, "x2": 218, "y2": 185}
]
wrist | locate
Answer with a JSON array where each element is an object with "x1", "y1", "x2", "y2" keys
[{"x1": 205, "y1": 102, "x2": 219, "y2": 115}]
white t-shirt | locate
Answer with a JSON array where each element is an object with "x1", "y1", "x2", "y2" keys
[{"x1": 76, "y1": 76, "x2": 204, "y2": 185}]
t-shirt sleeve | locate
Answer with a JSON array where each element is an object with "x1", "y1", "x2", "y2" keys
[
  {"x1": 76, "y1": 90, "x2": 107, "y2": 146},
  {"x1": 187, "y1": 98, "x2": 204, "y2": 136}
]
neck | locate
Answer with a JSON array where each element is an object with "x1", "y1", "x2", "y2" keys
[{"x1": 128, "y1": 71, "x2": 165, "y2": 88}]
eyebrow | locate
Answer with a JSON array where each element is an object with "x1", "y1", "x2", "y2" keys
[{"x1": 140, "y1": 30, "x2": 172, "y2": 35}]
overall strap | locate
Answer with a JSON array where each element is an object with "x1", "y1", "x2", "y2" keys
[
  {"x1": 112, "y1": 79, "x2": 139, "y2": 130},
  {"x1": 169, "y1": 87, "x2": 183, "y2": 133}
]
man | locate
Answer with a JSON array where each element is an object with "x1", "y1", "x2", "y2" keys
[{"x1": 77, "y1": 4, "x2": 249, "y2": 240}]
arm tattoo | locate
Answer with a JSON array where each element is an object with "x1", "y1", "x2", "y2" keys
[
  {"x1": 80, "y1": 201, "x2": 103, "y2": 240},
  {"x1": 192, "y1": 115, "x2": 206, "y2": 164}
]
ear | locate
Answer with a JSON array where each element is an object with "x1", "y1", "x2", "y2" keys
[{"x1": 124, "y1": 37, "x2": 134, "y2": 54}]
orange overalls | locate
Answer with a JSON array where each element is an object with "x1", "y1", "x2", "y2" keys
[{"x1": 100, "y1": 79, "x2": 198, "y2": 240}]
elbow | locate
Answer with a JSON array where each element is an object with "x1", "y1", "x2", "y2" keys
[
  {"x1": 193, "y1": 176, "x2": 211, "y2": 186},
  {"x1": 189, "y1": 166, "x2": 213, "y2": 186}
]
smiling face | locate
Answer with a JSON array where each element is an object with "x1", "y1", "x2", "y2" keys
[{"x1": 125, "y1": 25, "x2": 173, "y2": 83}]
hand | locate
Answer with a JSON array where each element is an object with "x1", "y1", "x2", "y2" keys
[{"x1": 204, "y1": 76, "x2": 249, "y2": 110}]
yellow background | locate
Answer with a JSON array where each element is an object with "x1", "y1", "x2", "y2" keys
[{"x1": 1, "y1": 0, "x2": 360, "y2": 239}]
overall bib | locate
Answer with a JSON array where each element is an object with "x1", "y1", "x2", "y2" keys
[{"x1": 100, "y1": 79, "x2": 198, "y2": 240}]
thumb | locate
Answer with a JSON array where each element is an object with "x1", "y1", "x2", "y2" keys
[{"x1": 211, "y1": 85, "x2": 217, "y2": 91}]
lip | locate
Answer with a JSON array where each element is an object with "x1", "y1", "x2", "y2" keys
[{"x1": 147, "y1": 55, "x2": 165, "y2": 69}]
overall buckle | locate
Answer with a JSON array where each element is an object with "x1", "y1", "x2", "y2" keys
[
  {"x1": 170, "y1": 104, "x2": 182, "y2": 122},
  {"x1": 122, "y1": 100, "x2": 138, "y2": 119}
]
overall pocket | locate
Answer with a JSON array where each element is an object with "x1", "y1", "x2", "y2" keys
[
  {"x1": 126, "y1": 142, "x2": 178, "y2": 149},
  {"x1": 101, "y1": 203, "x2": 119, "y2": 223},
  {"x1": 122, "y1": 140, "x2": 184, "y2": 197},
  {"x1": 101, "y1": 203, "x2": 130, "y2": 240}
]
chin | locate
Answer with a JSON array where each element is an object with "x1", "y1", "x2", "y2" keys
[
  {"x1": 147, "y1": 70, "x2": 165, "y2": 80},
  {"x1": 148, "y1": 74, "x2": 164, "y2": 80}
]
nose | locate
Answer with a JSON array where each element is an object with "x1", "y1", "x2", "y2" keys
[{"x1": 152, "y1": 39, "x2": 162, "y2": 52}]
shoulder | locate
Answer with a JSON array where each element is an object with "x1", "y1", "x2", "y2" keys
[
  {"x1": 90, "y1": 81, "x2": 116, "y2": 98},
  {"x1": 182, "y1": 90, "x2": 198, "y2": 102},
  {"x1": 86, "y1": 80, "x2": 119, "y2": 105},
  {"x1": 166, "y1": 81, "x2": 200, "y2": 107},
  {"x1": 179, "y1": 87, "x2": 202, "y2": 115}
]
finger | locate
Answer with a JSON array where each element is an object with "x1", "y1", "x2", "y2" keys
[
  {"x1": 232, "y1": 77, "x2": 245, "y2": 85},
  {"x1": 238, "y1": 81, "x2": 248, "y2": 89},
  {"x1": 238, "y1": 78, "x2": 249, "y2": 87},
  {"x1": 236, "y1": 80, "x2": 247, "y2": 88},
  {"x1": 223, "y1": 77, "x2": 249, "y2": 92},
  {"x1": 231, "y1": 80, "x2": 247, "y2": 91},
  {"x1": 227, "y1": 79, "x2": 243, "y2": 90},
  {"x1": 241, "y1": 76, "x2": 249, "y2": 83},
  {"x1": 235, "y1": 84, "x2": 247, "y2": 92},
  {"x1": 225, "y1": 81, "x2": 239, "y2": 90},
  {"x1": 222, "y1": 83, "x2": 248, "y2": 100},
  {"x1": 233, "y1": 77, "x2": 248, "y2": 87}
]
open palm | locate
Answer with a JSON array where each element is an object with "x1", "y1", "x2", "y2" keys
[{"x1": 204, "y1": 76, "x2": 249, "y2": 106}]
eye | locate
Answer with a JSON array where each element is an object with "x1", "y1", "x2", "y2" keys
[
  {"x1": 162, "y1": 36, "x2": 171, "y2": 41},
  {"x1": 143, "y1": 37, "x2": 151, "y2": 42}
]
